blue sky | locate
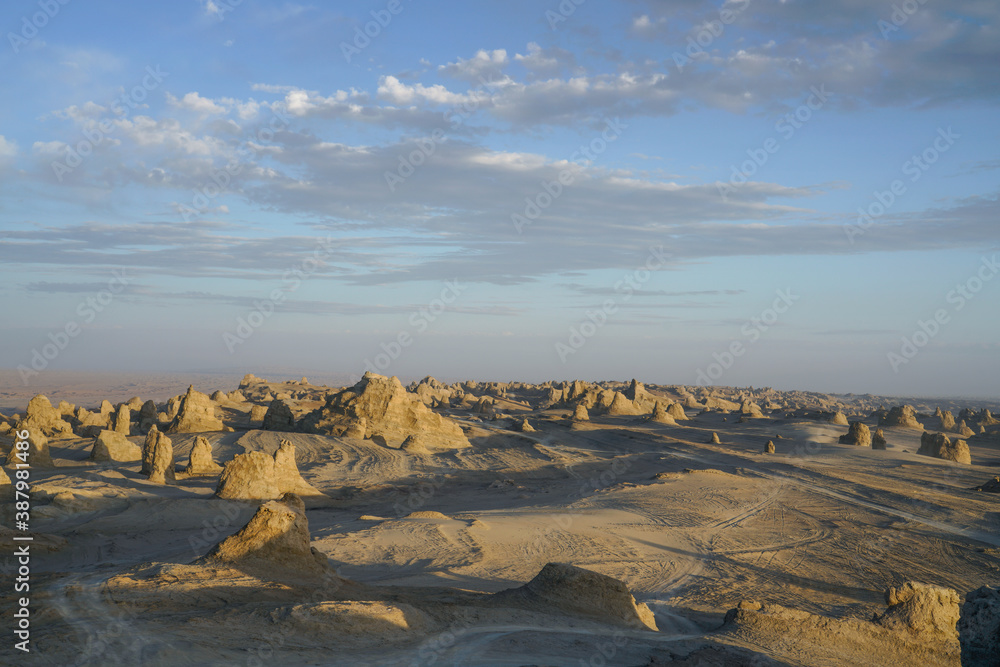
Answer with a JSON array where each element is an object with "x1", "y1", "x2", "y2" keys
[{"x1": 1, "y1": 0, "x2": 998, "y2": 396}]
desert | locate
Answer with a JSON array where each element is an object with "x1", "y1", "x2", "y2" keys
[
  {"x1": 1, "y1": 371, "x2": 998, "y2": 666},
  {"x1": 4, "y1": 1, "x2": 1000, "y2": 665}
]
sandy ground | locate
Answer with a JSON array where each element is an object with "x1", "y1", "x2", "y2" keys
[{"x1": 1, "y1": 377, "x2": 998, "y2": 666}]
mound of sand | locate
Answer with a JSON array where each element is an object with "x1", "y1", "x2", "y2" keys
[
  {"x1": 141, "y1": 425, "x2": 175, "y2": 484},
  {"x1": 831, "y1": 411, "x2": 849, "y2": 425},
  {"x1": 186, "y1": 436, "x2": 223, "y2": 475},
  {"x1": 198, "y1": 492, "x2": 331, "y2": 576},
  {"x1": 873, "y1": 582, "x2": 961, "y2": 641},
  {"x1": 215, "y1": 439, "x2": 324, "y2": 500},
  {"x1": 491, "y1": 562, "x2": 657, "y2": 631},
  {"x1": 299, "y1": 372, "x2": 469, "y2": 450},
  {"x1": 89, "y1": 430, "x2": 141, "y2": 462},
  {"x1": 881, "y1": 405, "x2": 924, "y2": 430},
  {"x1": 167, "y1": 386, "x2": 226, "y2": 433},
  {"x1": 959, "y1": 585, "x2": 1000, "y2": 665},
  {"x1": 839, "y1": 421, "x2": 872, "y2": 447},
  {"x1": 918, "y1": 432, "x2": 971, "y2": 465}
]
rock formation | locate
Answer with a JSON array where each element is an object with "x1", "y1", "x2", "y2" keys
[
  {"x1": 248, "y1": 404, "x2": 268, "y2": 425},
  {"x1": 880, "y1": 405, "x2": 924, "y2": 430},
  {"x1": 918, "y1": 432, "x2": 971, "y2": 464},
  {"x1": 167, "y1": 386, "x2": 225, "y2": 433},
  {"x1": 708, "y1": 432, "x2": 721, "y2": 444},
  {"x1": 605, "y1": 392, "x2": 640, "y2": 416},
  {"x1": 839, "y1": 421, "x2": 872, "y2": 447},
  {"x1": 872, "y1": 581, "x2": 960, "y2": 641},
  {"x1": 647, "y1": 402, "x2": 676, "y2": 425},
  {"x1": 739, "y1": 400, "x2": 765, "y2": 419},
  {"x1": 666, "y1": 402, "x2": 689, "y2": 421},
  {"x1": 957, "y1": 420, "x2": 976, "y2": 438},
  {"x1": 138, "y1": 400, "x2": 158, "y2": 434},
  {"x1": 4, "y1": 429, "x2": 52, "y2": 468},
  {"x1": 262, "y1": 399, "x2": 296, "y2": 431},
  {"x1": 959, "y1": 585, "x2": 1000, "y2": 665},
  {"x1": 113, "y1": 404, "x2": 131, "y2": 435},
  {"x1": 763, "y1": 440, "x2": 775, "y2": 454},
  {"x1": 872, "y1": 428, "x2": 888, "y2": 450},
  {"x1": 186, "y1": 436, "x2": 223, "y2": 475},
  {"x1": 18, "y1": 395, "x2": 74, "y2": 438},
  {"x1": 571, "y1": 404, "x2": 589, "y2": 421},
  {"x1": 198, "y1": 493, "x2": 331, "y2": 576},
  {"x1": 89, "y1": 430, "x2": 141, "y2": 462},
  {"x1": 141, "y1": 425, "x2": 175, "y2": 484},
  {"x1": 491, "y1": 562, "x2": 657, "y2": 631},
  {"x1": 299, "y1": 373, "x2": 469, "y2": 450},
  {"x1": 514, "y1": 418, "x2": 535, "y2": 433},
  {"x1": 831, "y1": 411, "x2": 849, "y2": 425},
  {"x1": 215, "y1": 440, "x2": 323, "y2": 500}
]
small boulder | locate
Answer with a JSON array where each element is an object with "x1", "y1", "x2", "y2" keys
[
  {"x1": 708, "y1": 432, "x2": 721, "y2": 444},
  {"x1": 763, "y1": 440, "x2": 775, "y2": 454}
]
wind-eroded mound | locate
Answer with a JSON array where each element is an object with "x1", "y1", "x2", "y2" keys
[
  {"x1": 215, "y1": 439, "x2": 325, "y2": 501},
  {"x1": 491, "y1": 562, "x2": 658, "y2": 631},
  {"x1": 167, "y1": 386, "x2": 226, "y2": 433},
  {"x1": 723, "y1": 583, "x2": 962, "y2": 666},
  {"x1": 198, "y1": 493, "x2": 331, "y2": 576},
  {"x1": 299, "y1": 372, "x2": 469, "y2": 450},
  {"x1": 881, "y1": 405, "x2": 924, "y2": 430}
]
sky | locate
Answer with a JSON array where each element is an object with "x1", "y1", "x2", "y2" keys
[{"x1": 0, "y1": 0, "x2": 998, "y2": 397}]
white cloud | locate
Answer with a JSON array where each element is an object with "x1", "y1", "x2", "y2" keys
[
  {"x1": 167, "y1": 92, "x2": 228, "y2": 115},
  {"x1": 0, "y1": 135, "x2": 19, "y2": 158}
]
